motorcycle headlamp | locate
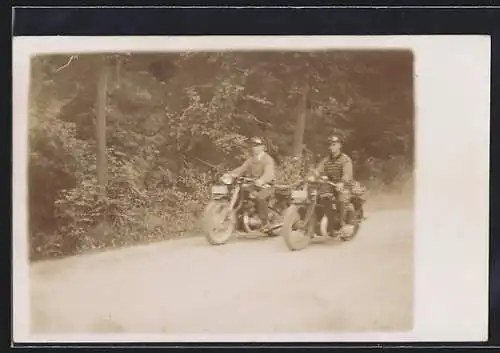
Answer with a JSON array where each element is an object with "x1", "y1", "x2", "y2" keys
[{"x1": 221, "y1": 174, "x2": 233, "y2": 185}]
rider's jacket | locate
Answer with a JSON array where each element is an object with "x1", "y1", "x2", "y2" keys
[
  {"x1": 231, "y1": 152, "x2": 276, "y2": 184},
  {"x1": 315, "y1": 152, "x2": 354, "y2": 184}
]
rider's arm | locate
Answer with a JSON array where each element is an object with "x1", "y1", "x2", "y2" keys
[
  {"x1": 341, "y1": 156, "x2": 354, "y2": 184},
  {"x1": 230, "y1": 158, "x2": 251, "y2": 177},
  {"x1": 258, "y1": 156, "x2": 276, "y2": 184}
]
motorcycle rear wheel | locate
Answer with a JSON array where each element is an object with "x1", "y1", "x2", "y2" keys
[{"x1": 340, "y1": 208, "x2": 363, "y2": 241}]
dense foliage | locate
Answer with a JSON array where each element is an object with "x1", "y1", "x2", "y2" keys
[{"x1": 28, "y1": 51, "x2": 414, "y2": 261}]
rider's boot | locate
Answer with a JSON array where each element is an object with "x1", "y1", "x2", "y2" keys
[
  {"x1": 338, "y1": 201, "x2": 347, "y2": 227},
  {"x1": 256, "y1": 199, "x2": 271, "y2": 232}
]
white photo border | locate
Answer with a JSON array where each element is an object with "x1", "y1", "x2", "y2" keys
[{"x1": 12, "y1": 35, "x2": 490, "y2": 343}]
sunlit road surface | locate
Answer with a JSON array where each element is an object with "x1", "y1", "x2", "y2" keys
[{"x1": 29, "y1": 208, "x2": 413, "y2": 335}]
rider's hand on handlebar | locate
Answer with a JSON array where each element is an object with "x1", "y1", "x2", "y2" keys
[{"x1": 254, "y1": 178, "x2": 264, "y2": 187}]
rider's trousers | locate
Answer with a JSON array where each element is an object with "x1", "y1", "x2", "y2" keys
[{"x1": 254, "y1": 186, "x2": 275, "y2": 225}]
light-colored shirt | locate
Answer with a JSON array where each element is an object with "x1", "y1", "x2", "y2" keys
[{"x1": 231, "y1": 152, "x2": 276, "y2": 184}]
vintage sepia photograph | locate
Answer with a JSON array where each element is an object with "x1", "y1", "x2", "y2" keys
[{"x1": 13, "y1": 36, "x2": 489, "y2": 343}]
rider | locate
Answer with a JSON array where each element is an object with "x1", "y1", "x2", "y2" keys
[
  {"x1": 224, "y1": 137, "x2": 276, "y2": 231},
  {"x1": 310, "y1": 134, "x2": 354, "y2": 234}
]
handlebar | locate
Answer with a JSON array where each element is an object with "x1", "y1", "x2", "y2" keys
[
  {"x1": 304, "y1": 176, "x2": 343, "y2": 189},
  {"x1": 220, "y1": 174, "x2": 270, "y2": 187},
  {"x1": 221, "y1": 174, "x2": 342, "y2": 190},
  {"x1": 323, "y1": 180, "x2": 340, "y2": 188},
  {"x1": 241, "y1": 177, "x2": 312, "y2": 190},
  {"x1": 286, "y1": 180, "x2": 306, "y2": 189},
  {"x1": 238, "y1": 176, "x2": 257, "y2": 183}
]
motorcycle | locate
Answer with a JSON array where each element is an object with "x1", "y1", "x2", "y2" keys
[
  {"x1": 280, "y1": 175, "x2": 366, "y2": 251},
  {"x1": 201, "y1": 174, "x2": 295, "y2": 245}
]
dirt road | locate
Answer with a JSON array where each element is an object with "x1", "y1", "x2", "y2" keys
[{"x1": 29, "y1": 208, "x2": 413, "y2": 335}]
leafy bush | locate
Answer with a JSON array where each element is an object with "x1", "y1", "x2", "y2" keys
[
  {"x1": 275, "y1": 155, "x2": 312, "y2": 185},
  {"x1": 28, "y1": 104, "x2": 94, "y2": 257}
]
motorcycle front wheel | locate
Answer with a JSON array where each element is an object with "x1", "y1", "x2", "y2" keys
[
  {"x1": 281, "y1": 205, "x2": 313, "y2": 251},
  {"x1": 201, "y1": 200, "x2": 236, "y2": 245}
]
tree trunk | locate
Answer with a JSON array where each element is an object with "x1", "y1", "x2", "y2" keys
[
  {"x1": 96, "y1": 58, "x2": 108, "y2": 196},
  {"x1": 292, "y1": 81, "x2": 309, "y2": 157}
]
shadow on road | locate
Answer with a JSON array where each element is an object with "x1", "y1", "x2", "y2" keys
[{"x1": 192, "y1": 230, "x2": 354, "y2": 254}]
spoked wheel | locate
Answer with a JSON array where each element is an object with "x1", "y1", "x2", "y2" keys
[
  {"x1": 265, "y1": 206, "x2": 287, "y2": 237},
  {"x1": 281, "y1": 205, "x2": 314, "y2": 251},
  {"x1": 202, "y1": 200, "x2": 236, "y2": 245},
  {"x1": 339, "y1": 208, "x2": 363, "y2": 242},
  {"x1": 269, "y1": 196, "x2": 291, "y2": 233}
]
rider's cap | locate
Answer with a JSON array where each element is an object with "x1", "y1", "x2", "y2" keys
[
  {"x1": 249, "y1": 137, "x2": 264, "y2": 145},
  {"x1": 328, "y1": 135, "x2": 342, "y2": 144}
]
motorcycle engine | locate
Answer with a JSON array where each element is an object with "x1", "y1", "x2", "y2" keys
[{"x1": 248, "y1": 215, "x2": 262, "y2": 228}]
